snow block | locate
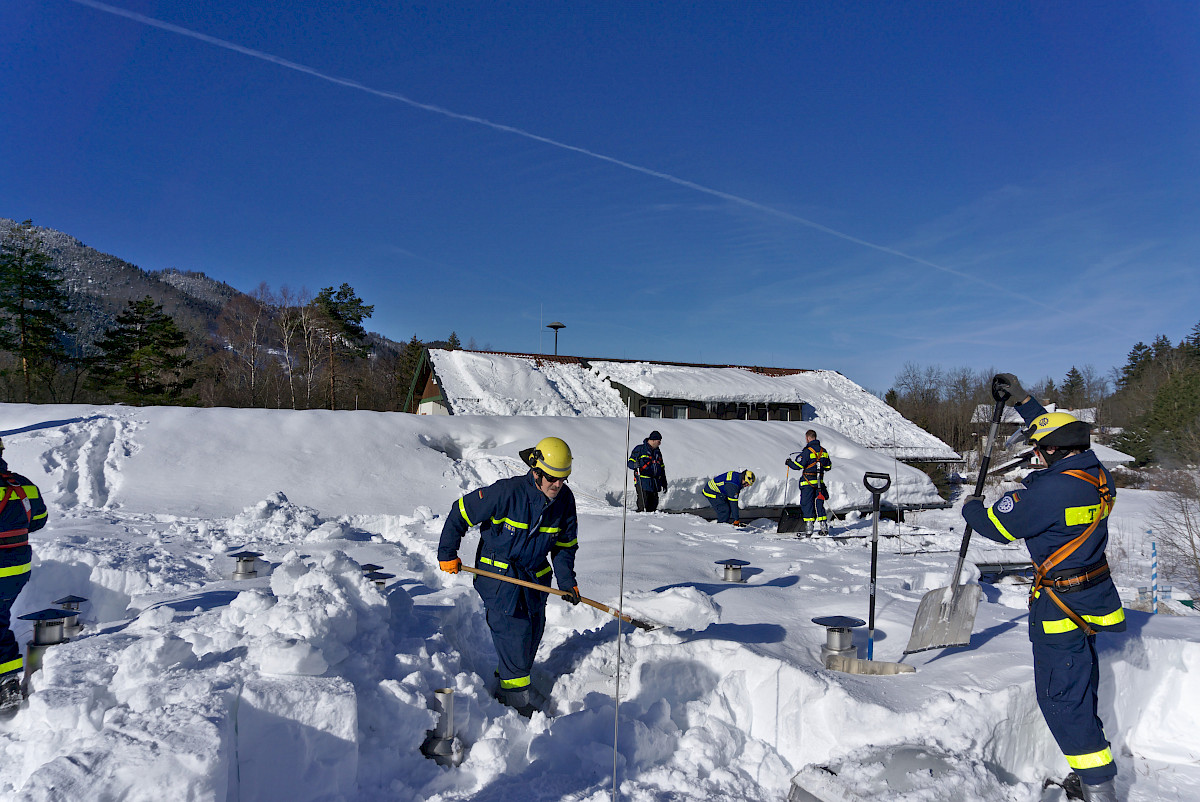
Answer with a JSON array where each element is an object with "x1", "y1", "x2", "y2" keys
[{"x1": 237, "y1": 675, "x2": 358, "y2": 802}]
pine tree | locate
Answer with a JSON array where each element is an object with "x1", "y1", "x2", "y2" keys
[
  {"x1": 0, "y1": 220, "x2": 71, "y2": 401},
  {"x1": 1061, "y1": 366, "x2": 1085, "y2": 409},
  {"x1": 87, "y1": 296, "x2": 195, "y2": 405},
  {"x1": 313, "y1": 283, "x2": 373, "y2": 410},
  {"x1": 447, "y1": 331, "x2": 462, "y2": 350},
  {"x1": 1119, "y1": 342, "x2": 1153, "y2": 388}
]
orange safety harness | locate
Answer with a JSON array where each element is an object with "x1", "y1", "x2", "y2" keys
[
  {"x1": 0, "y1": 473, "x2": 33, "y2": 550},
  {"x1": 1030, "y1": 467, "x2": 1115, "y2": 636}
]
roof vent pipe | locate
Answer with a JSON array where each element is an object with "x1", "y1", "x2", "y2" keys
[{"x1": 420, "y1": 688, "x2": 465, "y2": 766}]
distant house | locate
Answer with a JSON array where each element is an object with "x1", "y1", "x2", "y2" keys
[{"x1": 404, "y1": 349, "x2": 961, "y2": 464}]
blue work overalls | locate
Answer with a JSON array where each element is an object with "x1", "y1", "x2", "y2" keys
[
  {"x1": 786, "y1": 440, "x2": 831, "y2": 528},
  {"x1": 962, "y1": 400, "x2": 1123, "y2": 785},
  {"x1": 704, "y1": 471, "x2": 747, "y2": 524},
  {"x1": 1, "y1": 462, "x2": 48, "y2": 677},
  {"x1": 438, "y1": 473, "x2": 578, "y2": 691}
]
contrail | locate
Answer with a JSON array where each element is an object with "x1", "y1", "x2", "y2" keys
[{"x1": 68, "y1": 0, "x2": 1044, "y2": 306}]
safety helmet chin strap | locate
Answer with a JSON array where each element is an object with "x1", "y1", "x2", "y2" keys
[{"x1": 1038, "y1": 445, "x2": 1082, "y2": 467}]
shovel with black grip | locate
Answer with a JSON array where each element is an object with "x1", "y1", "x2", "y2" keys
[{"x1": 904, "y1": 381, "x2": 1009, "y2": 654}]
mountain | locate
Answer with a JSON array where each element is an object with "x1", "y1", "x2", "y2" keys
[{"x1": 0, "y1": 218, "x2": 403, "y2": 356}]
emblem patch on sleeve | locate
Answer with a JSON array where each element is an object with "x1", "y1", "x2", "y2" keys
[{"x1": 997, "y1": 496, "x2": 1016, "y2": 514}]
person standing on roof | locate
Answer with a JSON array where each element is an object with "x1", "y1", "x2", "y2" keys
[
  {"x1": 786, "y1": 430, "x2": 833, "y2": 535},
  {"x1": 703, "y1": 469, "x2": 755, "y2": 527},
  {"x1": 962, "y1": 374, "x2": 1123, "y2": 802},
  {"x1": 628, "y1": 430, "x2": 667, "y2": 512},
  {"x1": 437, "y1": 436, "x2": 580, "y2": 717},
  {"x1": 0, "y1": 437, "x2": 48, "y2": 715}
]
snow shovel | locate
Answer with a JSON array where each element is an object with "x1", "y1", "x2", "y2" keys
[
  {"x1": 904, "y1": 390, "x2": 1008, "y2": 654},
  {"x1": 862, "y1": 471, "x2": 891, "y2": 660},
  {"x1": 777, "y1": 464, "x2": 806, "y2": 534},
  {"x1": 459, "y1": 564, "x2": 659, "y2": 631}
]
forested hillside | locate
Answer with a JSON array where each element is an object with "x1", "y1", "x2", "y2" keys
[{"x1": 0, "y1": 218, "x2": 453, "y2": 410}]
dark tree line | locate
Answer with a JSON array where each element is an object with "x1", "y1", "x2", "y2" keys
[
  {"x1": 885, "y1": 322, "x2": 1200, "y2": 467},
  {"x1": 0, "y1": 220, "x2": 459, "y2": 411}
]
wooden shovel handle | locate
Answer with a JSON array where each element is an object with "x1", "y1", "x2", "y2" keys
[{"x1": 459, "y1": 564, "x2": 657, "y2": 630}]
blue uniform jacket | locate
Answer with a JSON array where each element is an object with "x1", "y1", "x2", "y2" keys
[
  {"x1": 1, "y1": 462, "x2": 47, "y2": 596},
  {"x1": 786, "y1": 440, "x2": 831, "y2": 486},
  {"x1": 962, "y1": 401, "x2": 1124, "y2": 641},
  {"x1": 628, "y1": 441, "x2": 667, "y2": 492},
  {"x1": 438, "y1": 472, "x2": 579, "y2": 616},
  {"x1": 704, "y1": 471, "x2": 748, "y2": 518}
]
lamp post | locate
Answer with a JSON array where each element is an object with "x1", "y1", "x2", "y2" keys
[{"x1": 546, "y1": 322, "x2": 565, "y2": 355}]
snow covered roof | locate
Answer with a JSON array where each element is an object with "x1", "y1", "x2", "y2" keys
[{"x1": 427, "y1": 350, "x2": 960, "y2": 462}]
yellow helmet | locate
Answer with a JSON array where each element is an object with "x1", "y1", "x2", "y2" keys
[
  {"x1": 521, "y1": 436, "x2": 573, "y2": 478},
  {"x1": 743, "y1": 469, "x2": 756, "y2": 486},
  {"x1": 1009, "y1": 411, "x2": 1091, "y2": 450}
]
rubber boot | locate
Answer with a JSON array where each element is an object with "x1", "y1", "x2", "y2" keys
[
  {"x1": 1081, "y1": 779, "x2": 1118, "y2": 802},
  {"x1": 496, "y1": 686, "x2": 547, "y2": 718}
]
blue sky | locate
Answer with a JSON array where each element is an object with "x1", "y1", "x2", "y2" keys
[{"x1": 3, "y1": 1, "x2": 1198, "y2": 393}]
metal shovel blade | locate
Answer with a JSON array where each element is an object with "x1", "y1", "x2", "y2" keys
[{"x1": 904, "y1": 582, "x2": 983, "y2": 654}]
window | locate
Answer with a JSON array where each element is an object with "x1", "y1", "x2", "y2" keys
[
  {"x1": 672, "y1": 407, "x2": 689, "y2": 419},
  {"x1": 646, "y1": 404, "x2": 662, "y2": 418}
]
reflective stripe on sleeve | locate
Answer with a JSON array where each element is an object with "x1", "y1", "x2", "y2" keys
[
  {"x1": 457, "y1": 497, "x2": 474, "y2": 528},
  {"x1": 535, "y1": 564, "x2": 552, "y2": 578},
  {"x1": 554, "y1": 538, "x2": 578, "y2": 548},
  {"x1": 987, "y1": 507, "x2": 1018, "y2": 541},
  {"x1": 0, "y1": 656, "x2": 22, "y2": 675},
  {"x1": 0, "y1": 563, "x2": 31, "y2": 578}
]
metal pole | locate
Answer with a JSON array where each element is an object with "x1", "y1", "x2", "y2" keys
[{"x1": 612, "y1": 399, "x2": 633, "y2": 802}]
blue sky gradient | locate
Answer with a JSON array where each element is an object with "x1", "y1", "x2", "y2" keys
[{"x1": 3, "y1": 1, "x2": 1198, "y2": 392}]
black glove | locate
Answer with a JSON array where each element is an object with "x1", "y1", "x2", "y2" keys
[
  {"x1": 993, "y1": 373, "x2": 1027, "y2": 406},
  {"x1": 658, "y1": 479, "x2": 667, "y2": 491},
  {"x1": 563, "y1": 586, "x2": 581, "y2": 605}
]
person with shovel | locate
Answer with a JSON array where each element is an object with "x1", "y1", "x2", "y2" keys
[
  {"x1": 437, "y1": 436, "x2": 581, "y2": 717},
  {"x1": 962, "y1": 374, "x2": 1123, "y2": 802},
  {"x1": 628, "y1": 430, "x2": 667, "y2": 512},
  {"x1": 785, "y1": 430, "x2": 832, "y2": 535},
  {"x1": 703, "y1": 469, "x2": 755, "y2": 526},
  {"x1": 1, "y1": 436, "x2": 49, "y2": 715}
]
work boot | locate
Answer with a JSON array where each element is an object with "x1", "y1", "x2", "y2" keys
[
  {"x1": 0, "y1": 672, "x2": 23, "y2": 717},
  {"x1": 495, "y1": 686, "x2": 546, "y2": 718},
  {"x1": 1058, "y1": 773, "x2": 1085, "y2": 801},
  {"x1": 1080, "y1": 779, "x2": 1119, "y2": 802}
]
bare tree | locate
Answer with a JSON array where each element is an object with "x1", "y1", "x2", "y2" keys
[
  {"x1": 1148, "y1": 470, "x2": 1200, "y2": 599},
  {"x1": 216, "y1": 284, "x2": 272, "y2": 406}
]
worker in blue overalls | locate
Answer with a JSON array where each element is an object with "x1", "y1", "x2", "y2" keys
[
  {"x1": 786, "y1": 429, "x2": 832, "y2": 535},
  {"x1": 963, "y1": 374, "x2": 1122, "y2": 802},
  {"x1": 628, "y1": 430, "x2": 667, "y2": 512},
  {"x1": 1, "y1": 436, "x2": 48, "y2": 715},
  {"x1": 438, "y1": 437, "x2": 580, "y2": 717},
  {"x1": 703, "y1": 469, "x2": 755, "y2": 526}
]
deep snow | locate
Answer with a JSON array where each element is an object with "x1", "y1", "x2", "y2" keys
[{"x1": 0, "y1": 402, "x2": 1196, "y2": 802}]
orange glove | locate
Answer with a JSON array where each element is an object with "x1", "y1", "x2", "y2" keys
[
  {"x1": 439, "y1": 557, "x2": 461, "y2": 574},
  {"x1": 563, "y1": 586, "x2": 581, "y2": 605}
]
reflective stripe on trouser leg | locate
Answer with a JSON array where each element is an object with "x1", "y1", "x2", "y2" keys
[
  {"x1": 800, "y1": 486, "x2": 817, "y2": 523},
  {"x1": 1032, "y1": 634, "x2": 1117, "y2": 784},
  {"x1": 485, "y1": 591, "x2": 548, "y2": 687}
]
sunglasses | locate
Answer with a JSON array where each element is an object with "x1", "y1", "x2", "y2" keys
[{"x1": 536, "y1": 470, "x2": 567, "y2": 485}]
